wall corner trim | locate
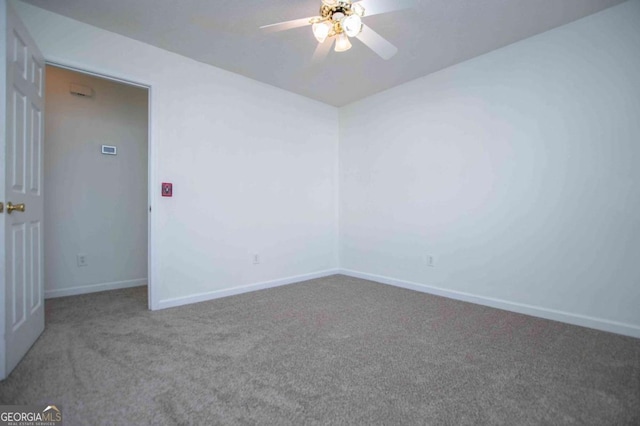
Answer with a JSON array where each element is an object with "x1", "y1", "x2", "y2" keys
[
  {"x1": 156, "y1": 269, "x2": 340, "y2": 310},
  {"x1": 338, "y1": 269, "x2": 640, "y2": 339}
]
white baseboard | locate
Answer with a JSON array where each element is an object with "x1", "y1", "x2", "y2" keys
[
  {"x1": 45, "y1": 278, "x2": 147, "y2": 299},
  {"x1": 157, "y1": 269, "x2": 340, "y2": 310},
  {"x1": 339, "y1": 269, "x2": 640, "y2": 339}
]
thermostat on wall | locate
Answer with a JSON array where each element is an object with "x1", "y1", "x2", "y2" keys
[{"x1": 101, "y1": 145, "x2": 117, "y2": 155}]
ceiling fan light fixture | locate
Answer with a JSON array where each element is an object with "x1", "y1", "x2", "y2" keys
[
  {"x1": 334, "y1": 33, "x2": 352, "y2": 52},
  {"x1": 312, "y1": 21, "x2": 331, "y2": 43},
  {"x1": 261, "y1": 0, "x2": 402, "y2": 61},
  {"x1": 342, "y1": 14, "x2": 363, "y2": 37}
]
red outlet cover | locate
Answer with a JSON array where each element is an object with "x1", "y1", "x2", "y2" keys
[{"x1": 162, "y1": 182, "x2": 173, "y2": 197}]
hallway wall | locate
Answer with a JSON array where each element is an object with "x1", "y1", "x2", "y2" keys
[{"x1": 45, "y1": 66, "x2": 148, "y2": 297}]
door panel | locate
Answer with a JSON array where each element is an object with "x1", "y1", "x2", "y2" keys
[
  {"x1": 1, "y1": 0, "x2": 45, "y2": 380},
  {"x1": 30, "y1": 105, "x2": 41, "y2": 194},
  {"x1": 31, "y1": 53, "x2": 44, "y2": 97},
  {"x1": 10, "y1": 88, "x2": 26, "y2": 192},
  {"x1": 30, "y1": 222, "x2": 41, "y2": 313},
  {"x1": 10, "y1": 223, "x2": 26, "y2": 330}
]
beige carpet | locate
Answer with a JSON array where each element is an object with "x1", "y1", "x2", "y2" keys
[{"x1": 1, "y1": 275, "x2": 639, "y2": 424}]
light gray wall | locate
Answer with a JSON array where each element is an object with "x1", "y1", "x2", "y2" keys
[
  {"x1": 15, "y1": 0, "x2": 339, "y2": 309},
  {"x1": 17, "y1": 0, "x2": 640, "y2": 336},
  {"x1": 339, "y1": 0, "x2": 640, "y2": 336},
  {"x1": 44, "y1": 66, "x2": 148, "y2": 297}
]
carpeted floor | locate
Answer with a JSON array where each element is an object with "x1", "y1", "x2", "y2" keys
[{"x1": 1, "y1": 275, "x2": 639, "y2": 425}]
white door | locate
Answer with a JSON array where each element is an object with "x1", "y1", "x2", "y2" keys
[{"x1": 0, "y1": 0, "x2": 45, "y2": 380}]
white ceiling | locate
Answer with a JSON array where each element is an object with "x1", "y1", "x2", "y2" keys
[{"x1": 22, "y1": 0, "x2": 626, "y2": 106}]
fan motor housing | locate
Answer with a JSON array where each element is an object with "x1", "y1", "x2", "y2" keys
[{"x1": 320, "y1": 0, "x2": 354, "y2": 20}]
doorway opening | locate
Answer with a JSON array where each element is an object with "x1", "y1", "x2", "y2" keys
[{"x1": 44, "y1": 64, "x2": 151, "y2": 308}]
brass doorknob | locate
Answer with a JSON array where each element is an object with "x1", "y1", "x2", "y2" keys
[{"x1": 6, "y1": 202, "x2": 25, "y2": 214}]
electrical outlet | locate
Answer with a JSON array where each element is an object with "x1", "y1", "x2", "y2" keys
[
  {"x1": 426, "y1": 254, "x2": 436, "y2": 267},
  {"x1": 252, "y1": 254, "x2": 260, "y2": 265},
  {"x1": 77, "y1": 254, "x2": 88, "y2": 267}
]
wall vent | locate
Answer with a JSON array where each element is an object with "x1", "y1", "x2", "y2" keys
[{"x1": 69, "y1": 83, "x2": 93, "y2": 98}]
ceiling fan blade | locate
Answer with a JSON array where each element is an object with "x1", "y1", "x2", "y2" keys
[
  {"x1": 356, "y1": 24, "x2": 398, "y2": 60},
  {"x1": 260, "y1": 17, "x2": 314, "y2": 33},
  {"x1": 312, "y1": 38, "x2": 335, "y2": 64},
  {"x1": 355, "y1": 0, "x2": 416, "y2": 17}
]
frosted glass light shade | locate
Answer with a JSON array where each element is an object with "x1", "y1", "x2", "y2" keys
[
  {"x1": 352, "y1": 3, "x2": 365, "y2": 17},
  {"x1": 312, "y1": 22, "x2": 331, "y2": 43},
  {"x1": 342, "y1": 14, "x2": 362, "y2": 37},
  {"x1": 335, "y1": 33, "x2": 352, "y2": 52}
]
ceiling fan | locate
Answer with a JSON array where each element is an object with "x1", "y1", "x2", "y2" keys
[{"x1": 260, "y1": 0, "x2": 414, "y2": 62}]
